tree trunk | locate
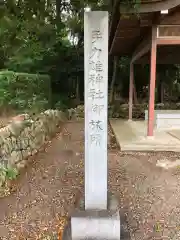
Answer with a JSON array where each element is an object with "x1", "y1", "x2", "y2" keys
[
  {"x1": 133, "y1": 83, "x2": 138, "y2": 104},
  {"x1": 76, "y1": 78, "x2": 80, "y2": 103},
  {"x1": 160, "y1": 81, "x2": 164, "y2": 103},
  {"x1": 56, "y1": 0, "x2": 61, "y2": 21},
  {"x1": 109, "y1": 56, "x2": 118, "y2": 104}
]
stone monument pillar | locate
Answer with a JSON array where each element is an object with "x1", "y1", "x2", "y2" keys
[
  {"x1": 84, "y1": 10, "x2": 108, "y2": 210},
  {"x1": 62, "y1": 11, "x2": 123, "y2": 240}
]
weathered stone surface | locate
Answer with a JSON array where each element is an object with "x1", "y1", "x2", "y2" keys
[
  {"x1": 0, "y1": 109, "x2": 66, "y2": 179},
  {"x1": 71, "y1": 193, "x2": 121, "y2": 240},
  {"x1": 21, "y1": 137, "x2": 29, "y2": 150},
  {"x1": 0, "y1": 127, "x2": 11, "y2": 140},
  {"x1": 9, "y1": 151, "x2": 23, "y2": 165},
  {"x1": 29, "y1": 140, "x2": 37, "y2": 151},
  {"x1": 31, "y1": 149, "x2": 38, "y2": 155},
  {"x1": 1, "y1": 139, "x2": 12, "y2": 157},
  {"x1": 84, "y1": 11, "x2": 108, "y2": 210},
  {"x1": 34, "y1": 134, "x2": 44, "y2": 149},
  {"x1": 8, "y1": 121, "x2": 25, "y2": 136},
  {"x1": 21, "y1": 149, "x2": 31, "y2": 159},
  {"x1": 0, "y1": 169, "x2": 6, "y2": 187},
  {"x1": 71, "y1": 209, "x2": 120, "y2": 240},
  {"x1": 16, "y1": 160, "x2": 27, "y2": 170},
  {"x1": 10, "y1": 137, "x2": 17, "y2": 150},
  {"x1": 65, "y1": 193, "x2": 130, "y2": 240}
]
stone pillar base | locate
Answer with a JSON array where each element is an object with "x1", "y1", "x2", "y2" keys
[{"x1": 62, "y1": 192, "x2": 130, "y2": 240}]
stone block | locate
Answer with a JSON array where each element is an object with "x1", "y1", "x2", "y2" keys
[
  {"x1": 10, "y1": 137, "x2": 17, "y2": 150},
  {"x1": 16, "y1": 160, "x2": 27, "y2": 170},
  {"x1": 0, "y1": 109, "x2": 66, "y2": 175},
  {"x1": 63, "y1": 193, "x2": 130, "y2": 240},
  {"x1": 0, "y1": 127, "x2": 11, "y2": 140},
  {"x1": 1, "y1": 139, "x2": 12, "y2": 157},
  {"x1": 8, "y1": 121, "x2": 25, "y2": 136},
  {"x1": 145, "y1": 110, "x2": 180, "y2": 127},
  {"x1": 9, "y1": 151, "x2": 23, "y2": 165},
  {"x1": 0, "y1": 169, "x2": 6, "y2": 187},
  {"x1": 71, "y1": 209, "x2": 120, "y2": 240},
  {"x1": 156, "y1": 113, "x2": 180, "y2": 129},
  {"x1": 21, "y1": 149, "x2": 31, "y2": 159}
]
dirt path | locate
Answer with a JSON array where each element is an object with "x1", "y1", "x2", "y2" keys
[
  {"x1": 0, "y1": 121, "x2": 180, "y2": 239},
  {"x1": 0, "y1": 121, "x2": 86, "y2": 239}
]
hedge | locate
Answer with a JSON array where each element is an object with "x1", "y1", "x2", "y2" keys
[{"x1": 0, "y1": 71, "x2": 51, "y2": 113}]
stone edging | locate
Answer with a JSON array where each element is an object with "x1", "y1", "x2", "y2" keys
[{"x1": 0, "y1": 109, "x2": 67, "y2": 187}]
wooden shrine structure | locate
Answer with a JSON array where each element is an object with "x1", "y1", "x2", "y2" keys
[{"x1": 109, "y1": 0, "x2": 180, "y2": 136}]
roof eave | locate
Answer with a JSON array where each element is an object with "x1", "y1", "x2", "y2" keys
[{"x1": 120, "y1": 0, "x2": 180, "y2": 14}]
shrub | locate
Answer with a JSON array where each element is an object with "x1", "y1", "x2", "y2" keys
[{"x1": 0, "y1": 71, "x2": 51, "y2": 114}]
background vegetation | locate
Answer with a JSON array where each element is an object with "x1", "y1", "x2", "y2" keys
[{"x1": 0, "y1": 0, "x2": 179, "y2": 116}]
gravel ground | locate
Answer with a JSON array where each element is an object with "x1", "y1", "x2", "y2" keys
[
  {"x1": 0, "y1": 120, "x2": 180, "y2": 239},
  {"x1": 110, "y1": 151, "x2": 180, "y2": 240}
]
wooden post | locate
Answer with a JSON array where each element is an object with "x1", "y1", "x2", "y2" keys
[
  {"x1": 147, "y1": 27, "x2": 157, "y2": 137},
  {"x1": 129, "y1": 63, "x2": 134, "y2": 120}
]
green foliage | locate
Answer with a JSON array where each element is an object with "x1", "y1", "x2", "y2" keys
[
  {"x1": 5, "y1": 167, "x2": 18, "y2": 180},
  {"x1": 0, "y1": 0, "x2": 179, "y2": 109},
  {"x1": 0, "y1": 164, "x2": 18, "y2": 182},
  {"x1": 0, "y1": 71, "x2": 51, "y2": 113},
  {"x1": 121, "y1": 0, "x2": 141, "y2": 13},
  {"x1": 1, "y1": 17, "x2": 65, "y2": 74},
  {"x1": 131, "y1": 0, "x2": 141, "y2": 14}
]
